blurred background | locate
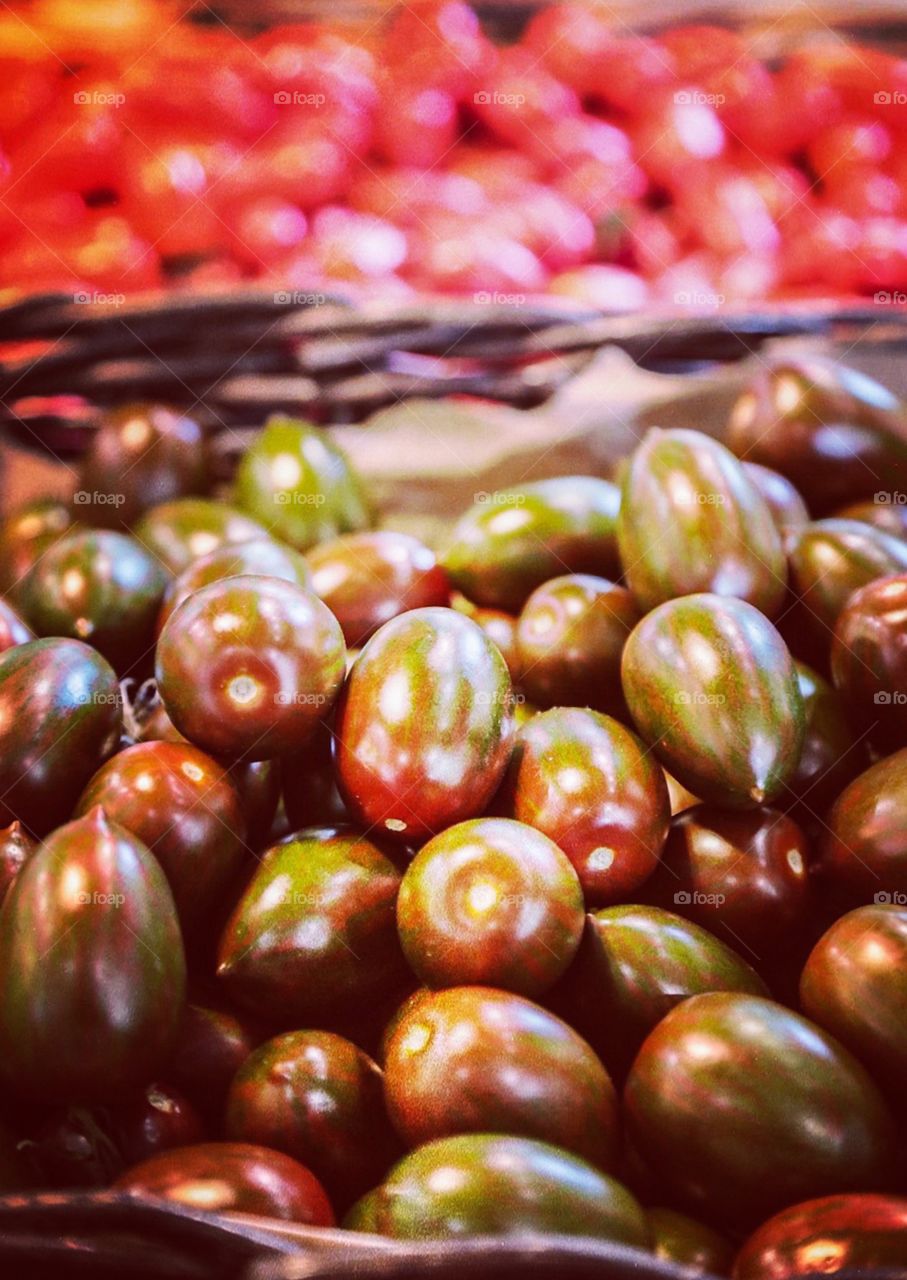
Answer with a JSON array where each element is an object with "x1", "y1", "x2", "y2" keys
[{"x1": 3, "y1": 0, "x2": 907, "y2": 313}]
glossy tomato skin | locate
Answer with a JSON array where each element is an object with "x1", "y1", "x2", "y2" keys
[
  {"x1": 0, "y1": 498, "x2": 76, "y2": 603},
  {"x1": 156, "y1": 575, "x2": 345, "y2": 761},
  {"x1": 168, "y1": 1004, "x2": 259, "y2": 1121},
  {"x1": 647, "y1": 1207, "x2": 734, "y2": 1276},
  {"x1": 800, "y1": 905, "x2": 907, "y2": 1090},
  {"x1": 0, "y1": 638, "x2": 122, "y2": 835},
  {"x1": 743, "y1": 462, "x2": 810, "y2": 536},
  {"x1": 644, "y1": 805, "x2": 812, "y2": 957},
  {"x1": 443, "y1": 477, "x2": 621, "y2": 613},
  {"x1": 22, "y1": 530, "x2": 168, "y2": 675},
  {"x1": 624, "y1": 993, "x2": 894, "y2": 1228},
  {"x1": 383, "y1": 986, "x2": 619, "y2": 1172},
  {"x1": 734, "y1": 1193, "x2": 907, "y2": 1279},
  {"x1": 498, "y1": 708, "x2": 670, "y2": 906},
  {"x1": 547, "y1": 906, "x2": 766, "y2": 1080},
  {"x1": 115, "y1": 1141, "x2": 334, "y2": 1224},
  {"x1": 76, "y1": 403, "x2": 207, "y2": 530},
  {"x1": 836, "y1": 498, "x2": 907, "y2": 540},
  {"x1": 818, "y1": 750, "x2": 907, "y2": 906},
  {"x1": 133, "y1": 499, "x2": 270, "y2": 575},
  {"x1": 0, "y1": 599, "x2": 33, "y2": 652},
  {"x1": 308, "y1": 530, "x2": 449, "y2": 648},
  {"x1": 226, "y1": 1030, "x2": 400, "y2": 1206},
  {"x1": 75, "y1": 741, "x2": 247, "y2": 929},
  {"x1": 788, "y1": 519, "x2": 907, "y2": 644},
  {"x1": 157, "y1": 537, "x2": 312, "y2": 633},
  {"x1": 621, "y1": 594, "x2": 804, "y2": 808},
  {"x1": 0, "y1": 809, "x2": 185, "y2": 1103},
  {"x1": 336, "y1": 608, "x2": 514, "y2": 843},
  {"x1": 372, "y1": 1134, "x2": 648, "y2": 1243},
  {"x1": 235, "y1": 417, "x2": 370, "y2": 552},
  {"x1": 113, "y1": 1082, "x2": 205, "y2": 1168},
  {"x1": 515, "y1": 574, "x2": 640, "y2": 716},
  {"x1": 396, "y1": 817, "x2": 584, "y2": 996},
  {"x1": 777, "y1": 662, "x2": 864, "y2": 820},
  {"x1": 282, "y1": 716, "x2": 349, "y2": 831},
  {"x1": 218, "y1": 826, "x2": 405, "y2": 1025},
  {"x1": 727, "y1": 357, "x2": 907, "y2": 515},
  {"x1": 618, "y1": 429, "x2": 786, "y2": 616},
  {"x1": 831, "y1": 573, "x2": 907, "y2": 753},
  {"x1": 0, "y1": 821, "x2": 38, "y2": 905}
]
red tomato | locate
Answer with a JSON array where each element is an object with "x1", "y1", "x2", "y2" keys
[
  {"x1": 253, "y1": 126, "x2": 352, "y2": 209},
  {"x1": 348, "y1": 169, "x2": 487, "y2": 223},
  {"x1": 311, "y1": 206, "x2": 408, "y2": 279},
  {"x1": 778, "y1": 204, "x2": 863, "y2": 291},
  {"x1": 224, "y1": 196, "x2": 308, "y2": 267},
  {"x1": 556, "y1": 156, "x2": 648, "y2": 220},
  {"x1": 548, "y1": 263, "x2": 650, "y2": 311},
  {"x1": 406, "y1": 216, "x2": 546, "y2": 294},
  {"x1": 384, "y1": 1, "x2": 493, "y2": 98},
  {"x1": 373, "y1": 79, "x2": 458, "y2": 169},
  {"x1": 521, "y1": 4, "x2": 615, "y2": 94},
  {"x1": 471, "y1": 48, "x2": 580, "y2": 148},
  {"x1": 631, "y1": 89, "x2": 726, "y2": 189},
  {"x1": 582, "y1": 35, "x2": 677, "y2": 114},
  {"x1": 489, "y1": 185, "x2": 594, "y2": 271},
  {"x1": 660, "y1": 25, "x2": 747, "y2": 79},
  {"x1": 808, "y1": 118, "x2": 892, "y2": 177}
]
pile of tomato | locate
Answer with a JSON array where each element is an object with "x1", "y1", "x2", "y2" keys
[{"x1": 3, "y1": 0, "x2": 907, "y2": 307}]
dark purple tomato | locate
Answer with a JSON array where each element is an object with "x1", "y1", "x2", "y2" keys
[
  {"x1": 0, "y1": 598, "x2": 33, "y2": 652},
  {"x1": 157, "y1": 536, "x2": 313, "y2": 633},
  {"x1": 229, "y1": 757, "x2": 281, "y2": 850},
  {"x1": 396, "y1": 817, "x2": 584, "y2": 996},
  {"x1": 372, "y1": 1134, "x2": 647, "y2": 1243},
  {"x1": 831, "y1": 573, "x2": 907, "y2": 754},
  {"x1": 218, "y1": 826, "x2": 404, "y2": 1025},
  {"x1": 787, "y1": 519, "x2": 907, "y2": 647},
  {"x1": 514, "y1": 574, "x2": 640, "y2": 715},
  {"x1": 76, "y1": 403, "x2": 207, "y2": 529},
  {"x1": 0, "y1": 821, "x2": 38, "y2": 905},
  {"x1": 308, "y1": 530, "x2": 450, "y2": 648},
  {"x1": 0, "y1": 497, "x2": 76, "y2": 603},
  {"x1": 133, "y1": 498, "x2": 270, "y2": 574},
  {"x1": 113, "y1": 1082, "x2": 205, "y2": 1168},
  {"x1": 383, "y1": 986, "x2": 619, "y2": 1172},
  {"x1": 168, "y1": 1004, "x2": 259, "y2": 1120},
  {"x1": 21, "y1": 529, "x2": 168, "y2": 674},
  {"x1": 156, "y1": 575, "x2": 345, "y2": 760},
  {"x1": 624, "y1": 993, "x2": 894, "y2": 1228},
  {"x1": 727, "y1": 356, "x2": 907, "y2": 515},
  {"x1": 734, "y1": 1194, "x2": 907, "y2": 1280},
  {"x1": 0, "y1": 638, "x2": 122, "y2": 835},
  {"x1": 336, "y1": 608, "x2": 515, "y2": 843},
  {"x1": 225, "y1": 1030, "x2": 400, "y2": 1205},
  {"x1": 466, "y1": 605, "x2": 520, "y2": 681},
  {"x1": 443, "y1": 476, "x2": 621, "y2": 613},
  {"x1": 546, "y1": 905, "x2": 766, "y2": 1080},
  {"x1": 621, "y1": 594, "x2": 804, "y2": 808},
  {"x1": 282, "y1": 716, "x2": 349, "y2": 832},
  {"x1": 647, "y1": 1207, "x2": 734, "y2": 1275},
  {"x1": 115, "y1": 1141, "x2": 335, "y2": 1224},
  {"x1": 818, "y1": 749, "x2": 907, "y2": 906},
  {"x1": 618, "y1": 428, "x2": 786, "y2": 616},
  {"x1": 498, "y1": 707, "x2": 670, "y2": 906},
  {"x1": 800, "y1": 905, "x2": 907, "y2": 1090},
  {"x1": 75, "y1": 741, "x2": 248, "y2": 928},
  {"x1": 776, "y1": 662, "x2": 865, "y2": 821},
  {"x1": 644, "y1": 805, "x2": 812, "y2": 958},
  {"x1": 743, "y1": 462, "x2": 809, "y2": 535},
  {"x1": 0, "y1": 808, "x2": 185, "y2": 1102}
]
